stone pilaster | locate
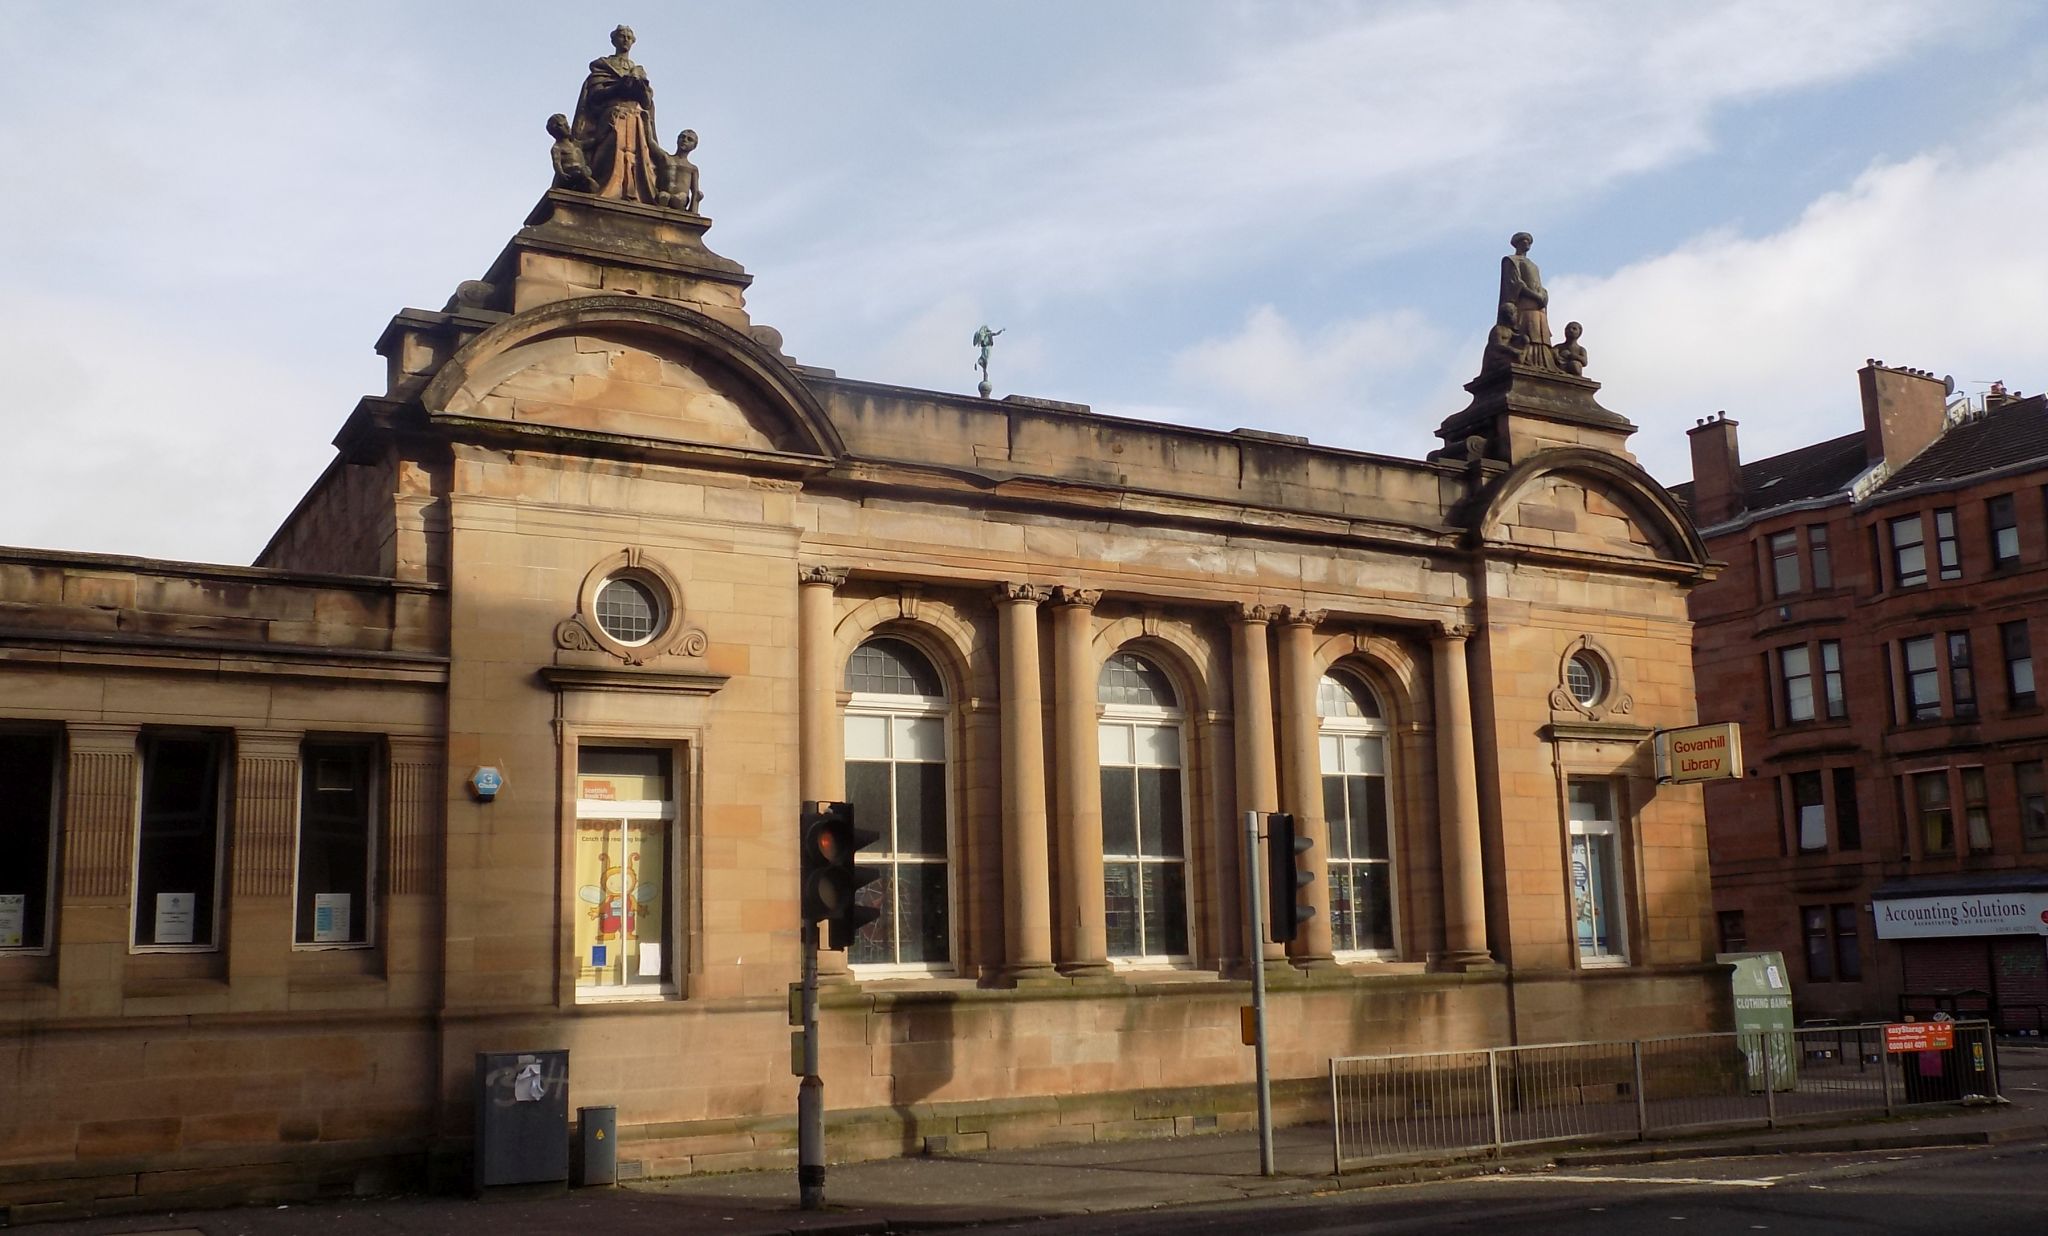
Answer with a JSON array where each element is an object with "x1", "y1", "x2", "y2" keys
[
  {"x1": 228, "y1": 730, "x2": 304, "y2": 1011},
  {"x1": 995, "y1": 582, "x2": 1058, "y2": 983},
  {"x1": 385, "y1": 735, "x2": 443, "y2": 1003},
  {"x1": 1432, "y1": 623, "x2": 1494, "y2": 968},
  {"x1": 1229, "y1": 604, "x2": 1286, "y2": 969},
  {"x1": 1276, "y1": 607, "x2": 1336, "y2": 967},
  {"x1": 56, "y1": 724, "x2": 141, "y2": 1018},
  {"x1": 1049, "y1": 586, "x2": 1109, "y2": 976}
]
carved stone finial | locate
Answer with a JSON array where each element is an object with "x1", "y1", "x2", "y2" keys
[{"x1": 798, "y1": 565, "x2": 849, "y2": 588}]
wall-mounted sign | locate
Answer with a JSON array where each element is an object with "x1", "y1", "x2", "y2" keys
[
  {"x1": 1654, "y1": 722, "x2": 1742, "y2": 784},
  {"x1": 1873, "y1": 892, "x2": 2048, "y2": 940},
  {"x1": 1884, "y1": 1021, "x2": 1954, "y2": 1053},
  {"x1": 470, "y1": 766, "x2": 506, "y2": 801}
]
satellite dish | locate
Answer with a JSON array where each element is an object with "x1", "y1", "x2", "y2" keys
[{"x1": 1943, "y1": 374, "x2": 1957, "y2": 396}]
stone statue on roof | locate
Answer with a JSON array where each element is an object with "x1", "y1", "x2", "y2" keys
[
  {"x1": 567, "y1": 25, "x2": 664, "y2": 204},
  {"x1": 1500, "y1": 232, "x2": 1551, "y2": 350},
  {"x1": 1478, "y1": 232, "x2": 1592, "y2": 377}
]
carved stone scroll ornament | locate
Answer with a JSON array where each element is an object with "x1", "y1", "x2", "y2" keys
[
  {"x1": 798, "y1": 565, "x2": 850, "y2": 588},
  {"x1": 556, "y1": 548, "x2": 708, "y2": 665},
  {"x1": 1232, "y1": 602, "x2": 1273, "y2": 625},
  {"x1": 1277, "y1": 606, "x2": 1327, "y2": 628},
  {"x1": 996, "y1": 582, "x2": 1051, "y2": 604},
  {"x1": 1051, "y1": 586, "x2": 1102, "y2": 609}
]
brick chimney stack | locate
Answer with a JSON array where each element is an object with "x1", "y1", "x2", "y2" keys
[
  {"x1": 1687, "y1": 411, "x2": 1745, "y2": 526},
  {"x1": 1858, "y1": 361, "x2": 1948, "y2": 471}
]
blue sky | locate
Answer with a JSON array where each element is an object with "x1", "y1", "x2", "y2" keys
[{"x1": 4, "y1": 1, "x2": 2047, "y2": 564}]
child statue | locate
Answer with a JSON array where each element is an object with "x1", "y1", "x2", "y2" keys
[
  {"x1": 547, "y1": 114, "x2": 598, "y2": 193},
  {"x1": 658, "y1": 130, "x2": 703, "y2": 213}
]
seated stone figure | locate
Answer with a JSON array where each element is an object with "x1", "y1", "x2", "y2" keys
[
  {"x1": 1554, "y1": 321, "x2": 1588, "y2": 376},
  {"x1": 657, "y1": 130, "x2": 703, "y2": 213},
  {"x1": 548, "y1": 114, "x2": 598, "y2": 192}
]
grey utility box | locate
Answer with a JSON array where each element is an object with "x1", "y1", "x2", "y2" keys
[
  {"x1": 574, "y1": 1105, "x2": 617, "y2": 1186},
  {"x1": 474, "y1": 1050, "x2": 570, "y2": 1191}
]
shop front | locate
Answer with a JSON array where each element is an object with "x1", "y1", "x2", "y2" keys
[{"x1": 1873, "y1": 880, "x2": 2048, "y2": 1032}]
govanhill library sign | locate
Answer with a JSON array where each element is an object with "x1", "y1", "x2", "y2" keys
[
  {"x1": 1873, "y1": 892, "x2": 2048, "y2": 940},
  {"x1": 1653, "y1": 722, "x2": 1742, "y2": 784}
]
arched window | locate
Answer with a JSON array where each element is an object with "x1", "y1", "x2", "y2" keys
[
  {"x1": 1319, "y1": 671, "x2": 1396, "y2": 956},
  {"x1": 1097, "y1": 651, "x2": 1189, "y2": 961},
  {"x1": 843, "y1": 638, "x2": 950, "y2": 969}
]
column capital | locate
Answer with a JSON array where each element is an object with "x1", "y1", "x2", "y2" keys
[
  {"x1": 1276, "y1": 605, "x2": 1326, "y2": 628},
  {"x1": 1230, "y1": 601, "x2": 1274, "y2": 625},
  {"x1": 1432, "y1": 620, "x2": 1476, "y2": 642},
  {"x1": 63, "y1": 723, "x2": 142, "y2": 755},
  {"x1": 798, "y1": 564, "x2": 850, "y2": 588},
  {"x1": 997, "y1": 582, "x2": 1051, "y2": 605},
  {"x1": 1049, "y1": 585, "x2": 1101, "y2": 609}
]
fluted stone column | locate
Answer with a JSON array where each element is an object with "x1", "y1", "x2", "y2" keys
[
  {"x1": 996, "y1": 583, "x2": 1058, "y2": 983},
  {"x1": 1276, "y1": 608, "x2": 1336, "y2": 967},
  {"x1": 1230, "y1": 604, "x2": 1287, "y2": 969},
  {"x1": 1432, "y1": 623, "x2": 1494, "y2": 968},
  {"x1": 799, "y1": 565, "x2": 852, "y2": 980},
  {"x1": 56, "y1": 724, "x2": 141, "y2": 1018},
  {"x1": 1050, "y1": 586, "x2": 1109, "y2": 976}
]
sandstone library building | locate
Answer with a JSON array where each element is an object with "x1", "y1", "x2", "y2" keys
[{"x1": 0, "y1": 35, "x2": 1726, "y2": 1212}]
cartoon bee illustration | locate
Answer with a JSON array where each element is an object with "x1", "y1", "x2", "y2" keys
[{"x1": 579, "y1": 851, "x2": 658, "y2": 943}]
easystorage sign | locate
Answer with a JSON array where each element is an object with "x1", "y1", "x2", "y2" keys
[
  {"x1": 1653, "y1": 723, "x2": 1742, "y2": 784},
  {"x1": 1872, "y1": 892, "x2": 2048, "y2": 940}
]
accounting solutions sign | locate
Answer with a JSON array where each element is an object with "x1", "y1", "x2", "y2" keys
[{"x1": 1872, "y1": 892, "x2": 2048, "y2": 940}]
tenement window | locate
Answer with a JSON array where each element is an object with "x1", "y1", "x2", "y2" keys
[
  {"x1": 1769, "y1": 531, "x2": 1800, "y2": 597},
  {"x1": 1903, "y1": 636, "x2": 1941, "y2": 722},
  {"x1": 134, "y1": 733, "x2": 228, "y2": 948},
  {"x1": 1934, "y1": 508, "x2": 1961, "y2": 581},
  {"x1": 296, "y1": 741, "x2": 377, "y2": 946},
  {"x1": 2020, "y1": 762, "x2": 2048, "y2": 854},
  {"x1": 1319, "y1": 672, "x2": 1396, "y2": 957},
  {"x1": 1099, "y1": 652, "x2": 1190, "y2": 962},
  {"x1": 1949, "y1": 631, "x2": 1977, "y2": 719},
  {"x1": 1963, "y1": 767, "x2": 1992, "y2": 855},
  {"x1": 1989, "y1": 494, "x2": 2021, "y2": 568},
  {"x1": 1890, "y1": 515, "x2": 1927, "y2": 588},
  {"x1": 2003, "y1": 620, "x2": 2035, "y2": 709},
  {"x1": 1913, "y1": 770, "x2": 1953, "y2": 857},
  {"x1": 1803, "y1": 904, "x2": 1862, "y2": 983},
  {"x1": 574, "y1": 745, "x2": 675, "y2": 995},
  {"x1": 1779, "y1": 645, "x2": 1815, "y2": 724},
  {"x1": 1717, "y1": 910, "x2": 1747, "y2": 954},
  {"x1": 0, "y1": 731, "x2": 60, "y2": 951},
  {"x1": 1820, "y1": 640, "x2": 1846, "y2": 720},
  {"x1": 1792, "y1": 771, "x2": 1826, "y2": 853},
  {"x1": 1566, "y1": 779, "x2": 1627, "y2": 965},
  {"x1": 843, "y1": 638, "x2": 951, "y2": 970},
  {"x1": 1809, "y1": 525, "x2": 1833, "y2": 589}
]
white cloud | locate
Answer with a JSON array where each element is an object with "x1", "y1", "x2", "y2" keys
[
  {"x1": 1555, "y1": 100, "x2": 2048, "y2": 484},
  {"x1": 1179, "y1": 306, "x2": 1449, "y2": 413}
]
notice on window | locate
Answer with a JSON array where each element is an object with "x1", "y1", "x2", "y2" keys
[
  {"x1": 580, "y1": 779, "x2": 617, "y2": 801},
  {"x1": 0, "y1": 893, "x2": 24, "y2": 947},
  {"x1": 637, "y1": 941, "x2": 662, "y2": 977},
  {"x1": 154, "y1": 892, "x2": 196, "y2": 944},
  {"x1": 313, "y1": 893, "x2": 352, "y2": 943}
]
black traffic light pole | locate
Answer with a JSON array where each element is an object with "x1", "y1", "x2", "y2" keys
[
  {"x1": 1246, "y1": 809, "x2": 1313, "y2": 1177},
  {"x1": 1242, "y1": 810, "x2": 1276, "y2": 1176},
  {"x1": 795, "y1": 801, "x2": 882, "y2": 1212}
]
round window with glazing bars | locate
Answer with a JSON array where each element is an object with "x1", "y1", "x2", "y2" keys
[
  {"x1": 1566, "y1": 652, "x2": 1605, "y2": 707},
  {"x1": 594, "y1": 576, "x2": 663, "y2": 646}
]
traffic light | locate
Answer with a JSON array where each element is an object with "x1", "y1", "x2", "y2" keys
[
  {"x1": 1267, "y1": 811, "x2": 1314, "y2": 943},
  {"x1": 799, "y1": 801, "x2": 883, "y2": 950}
]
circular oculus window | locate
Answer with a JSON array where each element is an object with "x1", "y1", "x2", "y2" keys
[
  {"x1": 594, "y1": 575, "x2": 664, "y2": 646},
  {"x1": 1565, "y1": 653, "x2": 1605, "y2": 707}
]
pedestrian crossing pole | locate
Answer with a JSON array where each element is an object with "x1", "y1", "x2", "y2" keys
[{"x1": 1243, "y1": 810, "x2": 1276, "y2": 1176}]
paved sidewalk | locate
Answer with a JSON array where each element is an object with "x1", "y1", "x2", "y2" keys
[{"x1": 30, "y1": 1044, "x2": 2048, "y2": 1236}]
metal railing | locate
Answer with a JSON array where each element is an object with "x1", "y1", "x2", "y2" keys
[{"x1": 1329, "y1": 1020, "x2": 1999, "y2": 1173}]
